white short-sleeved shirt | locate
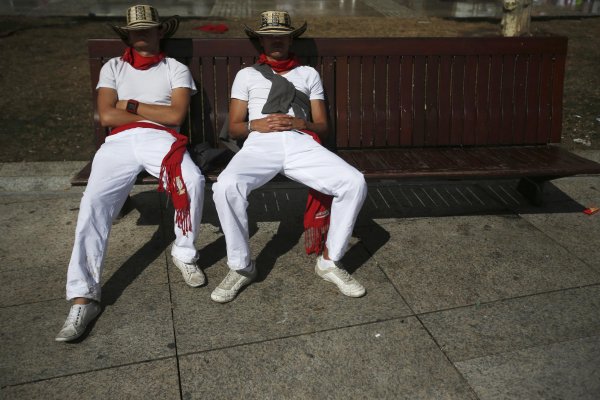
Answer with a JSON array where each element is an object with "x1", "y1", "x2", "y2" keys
[
  {"x1": 230, "y1": 66, "x2": 324, "y2": 122},
  {"x1": 97, "y1": 57, "x2": 197, "y2": 106}
]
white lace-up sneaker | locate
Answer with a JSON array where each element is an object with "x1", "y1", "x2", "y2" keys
[
  {"x1": 172, "y1": 256, "x2": 205, "y2": 287},
  {"x1": 315, "y1": 256, "x2": 366, "y2": 297},
  {"x1": 55, "y1": 301, "x2": 101, "y2": 342},
  {"x1": 211, "y1": 262, "x2": 257, "y2": 303}
]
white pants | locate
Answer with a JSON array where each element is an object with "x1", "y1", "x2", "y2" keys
[
  {"x1": 213, "y1": 130, "x2": 367, "y2": 270},
  {"x1": 66, "y1": 128, "x2": 205, "y2": 301}
]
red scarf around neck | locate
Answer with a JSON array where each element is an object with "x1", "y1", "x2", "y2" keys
[
  {"x1": 258, "y1": 53, "x2": 301, "y2": 73},
  {"x1": 110, "y1": 122, "x2": 192, "y2": 235},
  {"x1": 122, "y1": 47, "x2": 166, "y2": 70}
]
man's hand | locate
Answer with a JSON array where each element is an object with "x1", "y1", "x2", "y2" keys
[{"x1": 251, "y1": 114, "x2": 307, "y2": 132}]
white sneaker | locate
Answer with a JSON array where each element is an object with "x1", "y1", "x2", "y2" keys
[
  {"x1": 172, "y1": 256, "x2": 205, "y2": 287},
  {"x1": 315, "y1": 256, "x2": 366, "y2": 297},
  {"x1": 55, "y1": 301, "x2": 101, "y2": 342},
  {"x1": 211, "y1": 262, "x2": 257, "y2": 303}
]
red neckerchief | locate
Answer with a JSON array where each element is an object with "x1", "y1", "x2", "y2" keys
[
  {"x1": 110, "y1": 122, "x2": 191, "y2": 235},
  {"x1": 121, "y1": 47, "x2": 166, "y2": 70},
  {"x1": 301, "y1": 130, "x2": 334, "y2": 255},
  {"x1": 258, "y1": 53, "x2": 300, "y2": 73}
]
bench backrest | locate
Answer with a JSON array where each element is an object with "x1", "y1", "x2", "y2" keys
[{"x1": 89, "y1": 36, "x2": 567, "y2": 150}]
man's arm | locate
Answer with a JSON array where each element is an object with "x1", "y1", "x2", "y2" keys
[
  {"x1": 232, "y1": 99, "x2": 329, "y2": 140},
  {"x1": 98, "y1": 87, "x2": 192, "y2": 128},
  {"x1": 228, "y1": 98, "x2": 251, "y2": 140}
]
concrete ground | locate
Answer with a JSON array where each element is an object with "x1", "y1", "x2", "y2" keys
[{"x1": 1, "y1": 152, "x2": 599, "y2": 399}]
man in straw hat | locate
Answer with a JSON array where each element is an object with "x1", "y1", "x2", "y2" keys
[
  {"x1": 211, "y1": 11, "x2": 367, "y2": 303},
  {"x1": 56, "y1": 5, "x2": 205, "y2": 342}
]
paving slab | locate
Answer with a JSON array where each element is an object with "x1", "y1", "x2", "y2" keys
[
  {"x1": 516, "y1": 176, "x2": 600, "y2": 272},
  {"x1": 0, "y1": 190, "x2": 169, "y2": 307},
  {"x1": 0, "y1": 357, "x2": 180, "y2": 400},
  {"x1": 170, "y1": 221, "x2": 411, "y2": 355},
  {"x1": 455, "y1": 335, "x2": 600, "y2": 400},
  {"x1": 179, "y1": 317, "x2": 477, "y2": 399},
  {"x1": 359, "y1": 215, "x2": 600, "y2": 314},
  {"x1": 420, "y1": 285, "x2": 600, "y2": 362},
  {"x1": 0, "y1": 285, "x2": 175, "y2": 387}
]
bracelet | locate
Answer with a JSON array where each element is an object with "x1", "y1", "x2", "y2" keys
[{"x1": 247, "y1": 120, "x2": 252, "y2": 132}]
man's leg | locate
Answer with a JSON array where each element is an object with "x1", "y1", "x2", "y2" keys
[
  {"x1": 139, "y1": 130, "x2": 206, "y2": 286},
  {"x1": 283, "y1": 132, "x2": 367, "y2": 297},
  {"x1": 58, "y1": 133, "x2": 141, "y2": 342},
  {"x1": 211, "y1": 133, "x2": 284, "y2": 302},
  {"x1": 283, "y1": 132, "x2": 367, "y2": 260},
  {"x1": 66, "y1": 133, "x2": 142, "y2": 302}
]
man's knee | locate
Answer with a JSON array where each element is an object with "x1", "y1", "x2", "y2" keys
[
  {"x1": 183, "y1": 164, "x2": 205, "y2": 192},
  {"x1": 213, "y1": 173, "x2": 247, "y2": 201},
  {"x1": 343, "y1": 170, "x2": 367, "y2": 198}
]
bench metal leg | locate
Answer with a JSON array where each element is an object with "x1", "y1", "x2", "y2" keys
[{"x1": 517, "y1": 177, "x2": 546, "y2": 206}]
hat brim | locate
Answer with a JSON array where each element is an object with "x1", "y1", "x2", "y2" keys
[
  {"x1": 244, "y1": 21, "x2": 307, "y2": 39},
  {"x1": 110, "y1": 16, "x2": 180, "y2": 42}
]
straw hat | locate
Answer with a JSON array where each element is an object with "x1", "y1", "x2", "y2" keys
[
  {"x1": 244, "y1": 11, "x2": 307, "y2": 38},
  {"x1": 110, "y1": 5, "x2": 179, "y2": 41}
]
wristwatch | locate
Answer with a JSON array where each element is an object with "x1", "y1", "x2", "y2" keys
[
  {"x1": 126, "y1": 99, "x2": 139, "y2": 114},
  {"x1": 247, "y1": 120, "x2": 253, "y2": 132}
]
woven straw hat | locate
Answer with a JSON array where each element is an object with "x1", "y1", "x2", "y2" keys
[
  {"x1": 244, "y1": 11, "x2": 307, "y2": 38},
  {"x1": 110, "y1": 5, "x2": 179, "y2": 41}
]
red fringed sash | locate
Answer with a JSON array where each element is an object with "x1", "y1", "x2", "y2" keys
[
  {"x1": 301, "y1": 130, "x2": 333, "y2": 255},
  {"x1": 110, "y1": 122, "x2": 192, "y2": 235}
]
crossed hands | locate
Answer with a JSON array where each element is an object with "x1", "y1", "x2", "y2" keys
[{"x1": 251, "y1": 114, "x2": 307, "y2": 133}]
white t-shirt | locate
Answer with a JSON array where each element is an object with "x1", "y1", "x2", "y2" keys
[
  {"x1": 230, "y1": 66, "x2": 324, "y2": 122},
  {"x1": 97, "y1": 57, "x2": 197, "y2": 106}
]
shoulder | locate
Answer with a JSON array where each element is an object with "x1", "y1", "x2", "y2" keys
[
  {"x1": 164, "y1": 57, "x2": 191, "y2": 71},
  {"x1": 295, "y1": 65, "x2": 320, "y2": 78}
]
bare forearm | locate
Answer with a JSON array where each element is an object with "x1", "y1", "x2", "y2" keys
[
  {"x1": 135, "y1": 103, "x2": 186, "y2": 126},
  {"x1": 99, "y1": 108, "x2": 143, "y2": 127}
]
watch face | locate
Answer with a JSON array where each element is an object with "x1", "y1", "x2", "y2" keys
[{"x1": 127, "y1": 100, "x2": 137, "y2": 113}]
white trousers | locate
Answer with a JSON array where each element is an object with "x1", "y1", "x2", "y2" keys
[
  {"x1": 213, "y1": 130, "x2": 367, "y2": 270},
  {"x1": 66, "y1": 128, "x2": 205, "y2": 301}
]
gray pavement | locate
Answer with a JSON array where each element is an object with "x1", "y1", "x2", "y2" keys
[{"x1": 1, "y1": 154, "x2": 599, "y2": 399}]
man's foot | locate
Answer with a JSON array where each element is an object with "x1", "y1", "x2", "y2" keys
[
  {"x1": 211, "y1": 262, "x2": 257, "y2": 303},
  {"x1": 315, "y1": 256, "x2": 366, "y2": 297},
  {"x1": 172, "y1": 256, "x2": 205, "y2": 287},
  {"x1": 55, "y1": 301, "x2": 101, "y2": 342}
]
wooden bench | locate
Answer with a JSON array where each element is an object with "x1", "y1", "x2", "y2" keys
[{"x1": 73, "y1": 36, "x2": 600, "y2": 206}]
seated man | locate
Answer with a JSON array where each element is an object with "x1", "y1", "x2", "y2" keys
[
  {"x1": 56, "y1": 5, "x2": 205, "y2": 342},
  {"x1": 211, "y1": 11, "x2": 368, "y2": 303}
]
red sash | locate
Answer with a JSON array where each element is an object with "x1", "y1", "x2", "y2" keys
[{"x1": 111, "y1": 122, "x2": 191, "y2": 235}]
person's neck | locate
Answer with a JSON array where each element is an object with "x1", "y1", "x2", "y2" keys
[
  {"x1": 133, "y1": 46, "x2": 160, "y2": 57},
  {"x1": 266, "y1": 53, "x2": 290, "y2": 61}
]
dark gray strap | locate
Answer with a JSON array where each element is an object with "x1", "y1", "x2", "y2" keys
[{"x1": 252, "y1": 63, "x2": 311, "y2": 121}]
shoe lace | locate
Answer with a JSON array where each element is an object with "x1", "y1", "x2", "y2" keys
[
  {"x1": 65, "y1": 305, "x2": 82, "y2": 326},
  {"x1": 333, "y1": 267, "x2": 352, "y2": 282},
  {"x1": 222, "y1": 270, "x2": 241, "y2": 286},
  {"x1": 182, "y1": 262, "x2": 198, "y2": 275}
]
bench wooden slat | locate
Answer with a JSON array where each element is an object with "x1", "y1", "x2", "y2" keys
[
  {"x1": 475, "y1": 55, "x2": 491, "y2": 146},
  {"x1": 538, "y1": 54, "x2": 554, "y2": 144},
  {"x1": 438, "y1": 55, "x2": 452, "y2": 146},
  {"x1": 374, "y1": 55, "x2": 388, "y2": 147},
  {"x1": 525, "y1": 54, "x2": 541, "y2": 144},
  {"x1": 335, "y1": 56, "x2": 349, "y2": 148},
  {"x1": 425, "y1": 55, "x2": 439, "y2": 146},
  {"x1": 348, "y1": 57, "x2": 362, "y2": 147},
  {"x1": 551, "y1": 52, "x2": 566, "y2": 143},
  {"x1": 361, "y1": 55, "x2": 375, "y2": 147},
  {"x1": 463, "y1": 55, "x2": 478, "y2": 146},
  {"x1": 400, "y1": 56, "x2": 413, "y2": 146},
  {"x1": 488, "y1": 55, "x2": 503, "y2": 145},
  {"x1": 337, "y1": 146, "x2": 600, "y2": 179},
  {"x1": 513, "y1": 55, "x2": 528, "y2": 144},
  {"x1": 501, "y1": 55, "x2": 517, "y2": 144},
  {"x1": 450, "y1": 55, "x2": 466, "y2": 146},
  {"x1": 387, "y1": 56, "x2": 401, "y2": 147},
  {"x1": 413, "y1": 56, "x2": 427, "y2": 146}
]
